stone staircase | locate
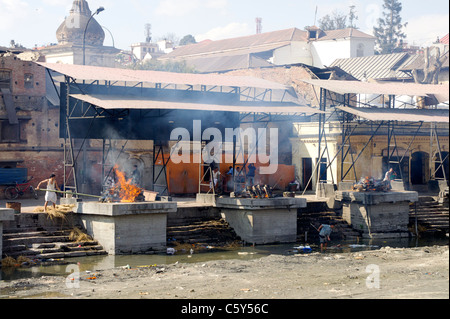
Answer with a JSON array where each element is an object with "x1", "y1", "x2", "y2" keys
[
  {"x1": 409, "y1": 196, "x2": 449, "y2": 236},
  {"x1": 2, "y1": 212, "x2": 108, "y2": 260},
  {"x1": 167, "y1": 217, "x2": 241, "y2": 248},
  {"x1": 297, "y1": 201, "x2": 361, "y2": 243}
]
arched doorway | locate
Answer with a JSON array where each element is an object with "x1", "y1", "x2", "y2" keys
[
  {"x1": 410, "y1": 151, "x2": 429, "y2": 185},
  {"x1": 382, "y1": 148, "x2": 409, "y2": 185}
]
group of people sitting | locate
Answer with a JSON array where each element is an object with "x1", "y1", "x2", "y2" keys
[{"x1": 209, "y1": 163, "x2": 257, "y2": 194}]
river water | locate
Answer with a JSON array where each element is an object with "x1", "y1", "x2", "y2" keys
[{"x1": 1, "y1": 236, "x2": 448, "y2": 282}]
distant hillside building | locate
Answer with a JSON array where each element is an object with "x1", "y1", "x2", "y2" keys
[
  {"x1": 131, "y1": 40, "x2": 174, "y2": 62},
  {"x1": 160, "y1": 27, "x2": 375, "y2": 72},
  {"x1": 39, "y1": 0, "x2": 119, "y2": 67}
]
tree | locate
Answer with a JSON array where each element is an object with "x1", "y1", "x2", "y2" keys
[
  {"x1": 373, "y1": 0, "x2": 407, "y2": 54},
  {"x1": 318, "y1": 10, "x2": 347, "y2": 30},
  {"x1": 318, "y1": 5, "x2": 359, "y2": 31},
  {"x1": 158, "y1": 33, "x2": 180, "y2": 46},
  {"x1": 348, "y1": 5, "x2": 359, "y2": 29},
  {"x1": 179, "y1": 34, "x2": 196, "y2": 46}
]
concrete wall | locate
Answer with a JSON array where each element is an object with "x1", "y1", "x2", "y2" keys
[
  {"x1": 0, "y1": 208, "x2": 15, "y2": 258},
  {"x1": 273, "y1": 42, "x2": 313, "y2": 66},
  {"x1": 290, "y1": 123, "x2": 340, "y2": 191},
  {"x1": 342, "y1": 201, "x2": 411, "y2": 236},
  {"x1": 220, "y1": 208, "x2": 297, "y2": 244},
  {"x1": 78, "y1": 202, "x2": 176, "y2": 255},
  {"x1": 79, "y1": 213, "x2": 167, "y2": 254},
  {"x1": 337, "y1": 190, "x2": 418, "y2": 238},
  {"x1": 312, "y1": 38, "x2": 375, "y2": 68},
  {"x1": 216, "y1": 197, "x2": 306, "y2": 245}
]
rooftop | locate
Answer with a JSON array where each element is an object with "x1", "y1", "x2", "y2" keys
[
  {"x1": 37, "y1": 62, "x2": 289, "y2": 91},
  {"x1": 330, "y1": 53, "x2": 419, "y2": 81},
  {"x1": 302, "y1": 79, "x2": 449, "y2": 103},
  {"x1": 163, "y1": 27, "x2": 374, "y2": 60}
]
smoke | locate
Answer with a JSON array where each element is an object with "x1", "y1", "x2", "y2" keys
[{"x1": 168, "y1": 120, "x2": 279, "y2": 174}]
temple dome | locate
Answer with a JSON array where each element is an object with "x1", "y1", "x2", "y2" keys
[{"x1": 56, "y1": 0, "x2": 105, "y2": 46}]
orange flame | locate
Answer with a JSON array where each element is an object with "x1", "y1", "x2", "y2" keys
[{"x1": 113, "y1": 165, "x2": 142, "y2": 203}]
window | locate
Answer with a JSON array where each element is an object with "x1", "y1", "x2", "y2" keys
[
  {"x1": 0, "y1": 70, "x2": 12, "y2": 90},
  {"x1": 308, "y1": 30, "x2": 317, "y2": 39},
  {"x1": 24, "y1": 73, "x2": 34, "y2": 89},
  {"x1": 0, "y1": 120, "x2": 20, "y2": 143},
  {"x1": 357, "y1": 43, "x2": 365, "y2": 57}
]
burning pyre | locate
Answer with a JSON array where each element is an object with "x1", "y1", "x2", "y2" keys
[
  {"x1": 234, "y1": 184, "x2": 275, "y2": 199},
  {"x1": 100, "y1": 165, "x2": 143, "y2": 203},
  {"x1": 352, "y1": 176, "x2": 390, "y2": 192}
]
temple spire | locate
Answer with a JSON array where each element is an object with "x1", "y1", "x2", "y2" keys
[
  {"x1": 70, "y1": 0, "x2": 92, "y2": 17},
  {"x1": 56, "y1": 0, "x2": 105, "y2": 46}
]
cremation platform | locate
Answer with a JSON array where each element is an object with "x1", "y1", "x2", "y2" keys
[
  {"x1": 216, "y1": 197, "x2": 307, "y2": 245},
  {"x1": 335, "y1": 191, "x2": 418, "y2": 238},
  {"x1": 78, "y1": 202, "x2": 177, "y2": 255}
]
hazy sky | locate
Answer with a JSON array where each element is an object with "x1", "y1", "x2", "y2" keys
[{"x1": 0, "y1": 0, "x2": 448, "y2": 50}]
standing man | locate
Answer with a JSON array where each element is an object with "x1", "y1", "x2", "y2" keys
[
  {"x1": 247, "y1": 164, "x2": 256, "y2": 187},
  {"x1": 36, "y1": 174, "x2": 61, "y2": 212},
  {"x1": 210, "y1": 167, "x2": 221, "y2": 193},
  {"x1": 318, "y1": 223, "x2": 334, "y2": 253},
  {"x1": 383, "y1": 168, "x2": 397, "y2": 189},
  {"x1": 225, "y1": 166, "x2": 234, "y2": 192}
]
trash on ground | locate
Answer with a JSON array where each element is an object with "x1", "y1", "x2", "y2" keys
[{"x1": 293, "y1": 245, "x2": 312, "y2": 253}]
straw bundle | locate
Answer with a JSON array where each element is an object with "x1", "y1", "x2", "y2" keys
[
  {"x1": 33, "y1": 204, "x2": 75, "y2": 221},
  {"x1": 1, "y1": 256, "x2": 18, "y2": 267},
  {"x1": 69, "y1": 227, "x2": 93, "y2": 242}
]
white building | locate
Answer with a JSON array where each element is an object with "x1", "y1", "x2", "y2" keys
[
  {"x1": 131, "y1": 40, "x2": 174, "y2": 62},
  {"x1": 160, "y1": 26, "x2": 375, "y2": 72}
]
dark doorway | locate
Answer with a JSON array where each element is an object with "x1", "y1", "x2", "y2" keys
[
  {"x1": 302, "y1": 158, "x2": 312, "y2": 190},
  {"x1": 382, "y1": 156, "x2": 409, "y2": 185},
  {"x1": 411, "y1": 151, "x2": 429, "y2": 185},
  {"x1": 317, "y1": 158, "x2": 327, "y2": 183}
]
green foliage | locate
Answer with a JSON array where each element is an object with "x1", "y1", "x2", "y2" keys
[
  {"x1": 318, "y1": 5, "x2": 359, "y2": 31},
  {"x1": 319, "y1": 12, "x2": 347, "y2": 31},
  {"x1": 373, "y1": 0, "x2": 407, "y2": 54},
  {"x1": 179, "y1": 34, "x2": 197, "y2": 46}
]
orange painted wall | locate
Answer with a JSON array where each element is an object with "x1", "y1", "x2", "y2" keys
[{"x1": 155, "y1": 153, "x2": 295, "y2": 195}]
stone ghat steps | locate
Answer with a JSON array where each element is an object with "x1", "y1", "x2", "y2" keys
[
  {"x1": 2, "y1": 229, "x2": 108, "y2": 259},
  {"x1": 410, "y1": 197, "x2": 449, "y2": 233},
  {"x1": 297, "y1": 210, "x2": 361, "y2": 240},
  {"x1": 167, "y1": 218, "x2": 240, "y2": 245}
]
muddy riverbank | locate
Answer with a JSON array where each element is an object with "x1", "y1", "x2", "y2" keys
[{"x1": 0, "y1": 244, "x2": 448, "y2": 300}]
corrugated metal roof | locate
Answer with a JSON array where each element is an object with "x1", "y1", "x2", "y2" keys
[
  {"x1": 330, "y1": 53, "x2": 415, "y2": 80},
  {"x1": 69, "y1": 93, "x2": 323, "y2": 115},
  {"x1": 302, "y1": 79, "x2": 449, "y2": 102},
  {"x1": 186, "y1": 54, "x2": 274, "y2": 73},
  {"x1": 337, "y1": 105, "x2": 449, "y2": 123},
  {"x1": 164, "y1": 28, "x2": 306, "y2": 59},
  {"x1": 316, "y1": 28, "x2": 376, "y2": 41},
  {"x1": 37, "y1": 62, "x2": 289, "y2": 91},
  {"x1": 164, "y1": 27, "x2": 374, "y2": 60}
]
